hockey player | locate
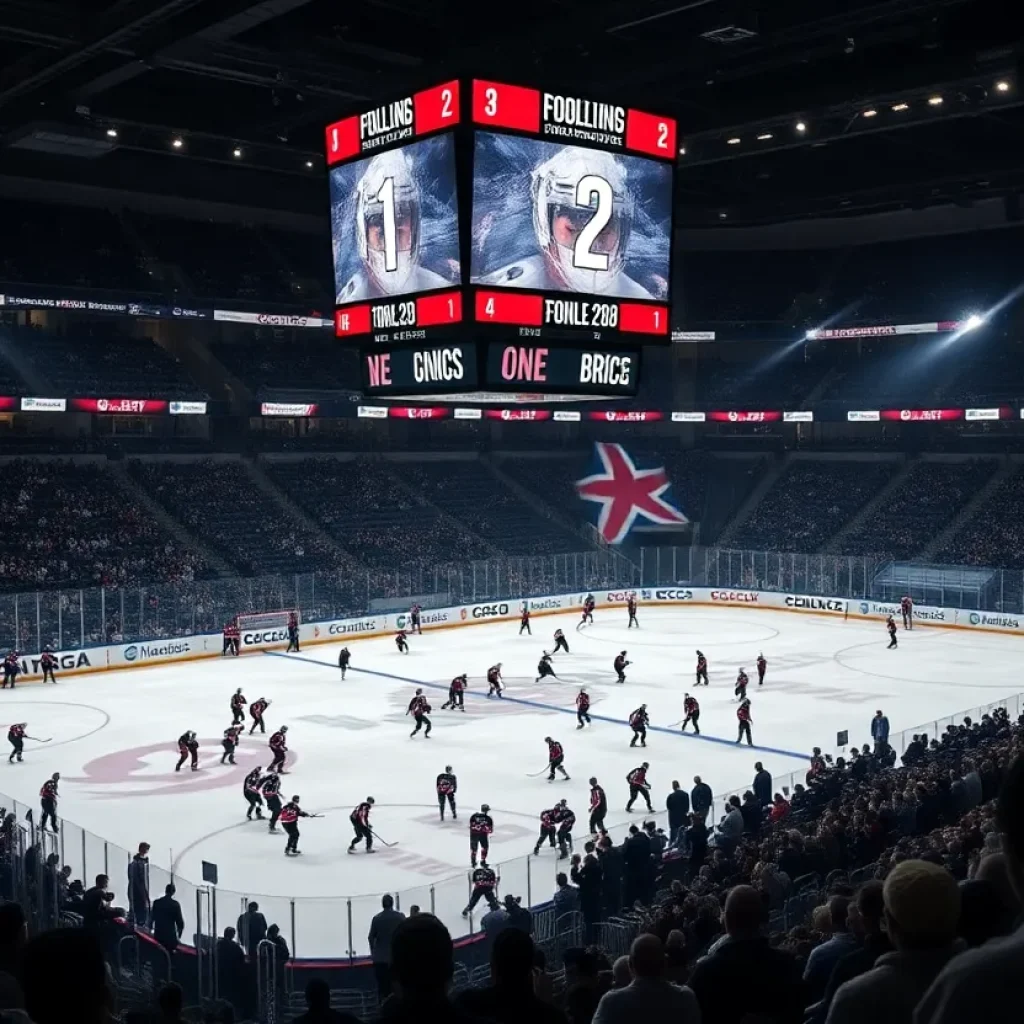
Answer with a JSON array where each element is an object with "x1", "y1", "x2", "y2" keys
[
  {"x1": 544, "y1": 736, "x2": 570, "y2": 781},
  {"x1": 249, "y1": 697, "x2": 270, "y2": 735},
  {"x1": 626, "y1": 762, "x2": 652, "y2": 812},
  {"x1": 287, "y1": 611, "x2": 300, "y2": 652},
  {"x1": 348, "y1": 797, "x2": 375, "y2": 853},
  {"x1": 627, "y1": 593, "x2": 639, "y2": 628},
  {"x1": 243, "y1": 767, "x2": 264, "y2": 820},
  {"x1": 221, "y1": 725, "x2": 243, "y2": 765},
  {"x1": 40, "y1": 649, "x2": 58, "y2": 684},
  {"x1": 339, "y1": 647, "x2": 351, "y2": 680},
  {"x1": 533, "y1": 806, "x2": 558, "y2": 855},
  {"x1": 756, "y1": 653, "x2": 767, "y2": 686},
  {"x1": 695, "y1": 650, "x2": 708, "y2": 686},
  {"x1": 629, "y1": 704, "x2": 649, "y2": 747},
  {"x1": 462, "y1": 863, "x2": 499, "y2": 916},
  {"x1": 737, "y1": 699, "x2": 753, "y2": 745},
  {"x1": 614, "y1": 650, "x2": 631, "y2": 685},
  {"x1": 175, "y1": 731, "x2": 199, "y2": 773},
  {"x1": 469, "y1": 804, "x2": 494, "y2": 866},
  {"x1": 8, "y1": 723, "x2": 42, "y2": 763},
  {"x1": 682, "y1": 693, "x2": 700, "y2": 734},
  {"x1": 222, "y1": 622, "x2": 234, "y2": 657},
  {"x1": 576, "y1": 689, "x2": 592, "y2": 729},
  {"x1": 519, "y1": 604, "x2": 532, "y2": 635},
  {"x1": 230, "y1": 688, "x2": 247, "y2": 726},
  {"x1": 887, "y1": 616, "x2": 898, "y2": 649},
  {"x1": 39, "y1": 772, "x2": 59, "y2": 832},
  {"x1": 262, "y1": 772, "x2": 283, "y2": 832},
  {"x1": 901, "y1": 594, "x2": 913, "y2": 630},
  {"x1": 735, "y1": 668, "x2": 749, "y2": 701},
  {"x1": 588, "y1": 777, "x2": 608, "y2": 834},
  {"x1": 268, "y1": 726, "x2": 289, "y2": 773},
  {"x1": 579, "y1": 593, "x2": 595, "y2": 628},
  {"x1": 552, "y1": 629, "x2": 569, "y2": 654},
  {"x1": 407, "y1": 689, "x2": 432, "y2": 738},
  {"x1": 395, "y1": 630, "x2": 410, "y2": 654},
  {"x1": 227, "y1": 619, "x2": 240, "y2": 656},
  {"x1": 486, "y1": 663, "x2": 503, "y2": 698},
  {"x1": 442, "y1": 674, "x2": 467, "y2": 711},
  {"x1": 2, "y1": 651, "x2": 20, "y2": 690},
  {"x1": 409, "y1": 604, "x2": 422, "y2": 635},
  {"x1": 436, "y1": 765, "x2": 457, "y2": 821},
  {"x1": 280, "y1": 796, "x2": 311, "y2": 856},
  {"x1": 536, "y1": 653, "x2": 558, "y2": 682},
  {"x1": 555, "y1": 799, "x2": 575, "y2": 859}
]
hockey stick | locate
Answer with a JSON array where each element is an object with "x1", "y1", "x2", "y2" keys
[
  {"x1": 526, "y1": 766, "x2": 552, "y2": 778},
  {"x1": 370, "y1": 829, "x2": 398, "y2": 848}
]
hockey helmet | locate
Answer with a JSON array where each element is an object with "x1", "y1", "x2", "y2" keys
[
  {"x1": 445, "y1": 764, "x2": 453, "y2": 772},
  {"x1": 531, "y1": 147, "x2": 632, "y2": 294},
  {"x1": 354, "y1": 148, "x2": 421, "y2": 293},
  {"x1": 481, "y1": 803, "x2": 490, "y2": 812}
]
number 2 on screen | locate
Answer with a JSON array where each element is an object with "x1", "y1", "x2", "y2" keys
[
  {"x1": 572, "y1": 175, "x2": 613, "y2": 272},
  {"x1": 441, "y1": 88, "x2": 453, "y2": 118},
  {"x1": 375, "y1": 177, "x2": 398, "y2": 272},
  {"x1": 657, "y1": 122, "x2": 669, "y2": 149}
]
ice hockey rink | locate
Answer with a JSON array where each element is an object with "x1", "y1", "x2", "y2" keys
[{"x1": 2, "y1": 604, "x2": 1022, "y2": 958}]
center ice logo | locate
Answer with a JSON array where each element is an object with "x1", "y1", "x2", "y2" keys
[{"x1": 68, "y1": 742, "x2": 285, "y2": 798}]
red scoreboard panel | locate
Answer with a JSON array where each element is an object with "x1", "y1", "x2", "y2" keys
[
  {"x1": 327, "y1": 81, "x2": 464, "y2": 344},
  {"x1": 469, "y1": 80, "x2": 675, "y2": 344}
]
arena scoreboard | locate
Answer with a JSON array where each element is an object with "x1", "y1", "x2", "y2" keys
[{"x1": 325, "y1": 79, "x2": 676, "y2": 397}]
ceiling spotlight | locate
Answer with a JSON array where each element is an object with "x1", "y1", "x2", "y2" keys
[
  {"x1": 928, "y1": 95, "x2": 943, "y2": 106},
  {"x1": 171, "y1": 137, "x2": 183, "y2": 149},
  {"x1": 718, "y1": 212, "x2": 728, "y2": 220},
  {"x1": 678, "y1": 146, "x2": 686, "y2": 155},
  {"x1": 726, "y1": 136, "x2": 741, "y2": 145},
  {"x1": 305, "y1": 160, "x2": 313, "y2": 168},
  {"x1": 892, "y1": 103, "x2": 909, "y2": 112},
  {"x1": 862, "y1": 108, "x2": 878, "y2": 118},
  {"x1": 795, "y1": 121, "x2": 807, "y2": 133},
  {"x1": 105, "y1": 127, "x2": 118, "y2": 138},
  {"x1": 233, "y1": 147, "x2": 243, "y2": 158},
  {"x1": 756, "y1": 132, "x2": 773, "y2": 141},
  {"x1": 963, "y1": 313, "x2": 985, "y2": 331},
  {"x1": 995, "y1": 80, "x2": 1010, "y2": 93}
]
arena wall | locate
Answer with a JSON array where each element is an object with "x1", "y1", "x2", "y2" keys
[{"x1": 11, "y1": 585, "x2": 1021, "y2": 682}]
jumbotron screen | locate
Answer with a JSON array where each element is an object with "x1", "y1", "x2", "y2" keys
[
  {"x1": 469, "y1": 80, "x2": 676, "y2": 341},
  {"x1": 325, "y1": 81, "x2": 463, "y2": 343}
]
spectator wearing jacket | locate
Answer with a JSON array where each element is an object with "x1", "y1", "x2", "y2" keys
[
  {"x1": 127, "y1": 842, "x2": 150, "y2": 929},
  {"x1": 871, "y1": 711, "x2": 890, "y2": 755}
]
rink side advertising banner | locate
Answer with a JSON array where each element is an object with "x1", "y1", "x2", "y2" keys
[
  {"x1": 468, "y1": 80, "x2": 674, "y2": 343},
  {"x1": 326, "y1": 82, "x2": 464, "y2": 345}
]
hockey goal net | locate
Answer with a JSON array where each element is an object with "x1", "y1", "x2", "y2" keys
[{"x1": 235, "y1": 610, "x2": 300, "y2": 632}]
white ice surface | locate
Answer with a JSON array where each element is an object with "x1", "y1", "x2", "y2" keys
[{"x1": 1, "y1": 606, "x2": 1020, "y2": 958}]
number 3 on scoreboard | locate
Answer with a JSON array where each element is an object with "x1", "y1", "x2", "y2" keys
[{"x1": 572, "y1": 175, "x2": 614, "y2": 272}]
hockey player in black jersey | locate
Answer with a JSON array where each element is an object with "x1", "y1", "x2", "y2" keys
[
  {"x1": 395, "y1": 630, "x2": 410, "y2": 654},
  {"x1": 243, "y1": 767, "x2": 264, "y2": 819},
  {"x1": 442, "y1": 674, "x2": 467, "y2": 711},
  {"x1": 436, "y1": 765, "x2": 457, "y2": 821},
  {"x1": 614, "y1": 650, "x2": 631, "y2": 684},
  {"x1": 221, "y1": 725, "x2": 243, "y2": 765},
  {"x1": 519, "y1": 604, "x2": 532, "y2": 636},
  {"x1": 536, "y1": 653, "x2": 558, "y2": 682},
  {"x1": 339, "y1": 647, "x2": 351, "y2": 680},
  {"x1": 407, "y1": 689, "x2": 432, "y2": 737},
  {"x1": 230, "y1": 688, "x2": 247, "y2": 725},
  {"x1": 261, "y1": 772, "x2": 283, "y2": 832},
  {"x1": 628, "y1": 705, "x2": 649, "y2": 747},
  {"x1": 462, "y1": 864, "x2": 499, "y2": 916},
  {"x1": 552, "y1": 629, "x2": 569, "y2": 654},
  {"x1": 588, "y1": 777, "x2": 607, "y2": 834},
  {"x1": 469, "y1": 804, "x2": 494, "y2": 866},
  {"x1": 555, "y1": 799, "x2": 575, "y2": 859}
]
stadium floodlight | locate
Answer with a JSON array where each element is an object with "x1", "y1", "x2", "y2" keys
[
  {"x1": 995, "y1": 80, "x2": 1010, "y2": 93},
  {"x1": 233, "y1": 147, "x2": 243, "y2": 158},
  {"x1": 862, "y1": 108, "x2": 878, "y2": 118},
  {"x1": 305, "y1": 160, "x2": 314, "y2": 168},
  {"x1": 795, "y1": 121, "x2": 807, "y2": 133},
  {"x1": 726, "y1": 137, "x2": 741, "y2": 145},
  {"x1": 892, "y1": 103, "x2": 909, "y2": 112},
  {"x1": 928, "y1": 96, "x2": 943, "y2": 106},
  {"x1": 171, "y1": 137, "x2": 183, "y2": 149},
  {"x1": 106, "y1": 127, "x2": 118, "y2": 138},
  {"x1": 963, "y1": 314, "x2": 985, "y2": 331},
  {"x1": 757, "y1": 132, "x2": 773, "y2": 140}
]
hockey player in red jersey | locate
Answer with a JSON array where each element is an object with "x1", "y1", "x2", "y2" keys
[
  {"x1": 695, "y1": 650, "x2": 709, "y2": 686},
  {"x1": 533, "y1": 805, "x2": 558, "y2": 855},
  {"x1": 579, "y1": 593, "x2": 595, "y2": 628},
  {"x1": 576, "y1": 689, "x2": 591, "y2": 729},
  {"x1": 230, "y1": 688, "x2": 247, "y2": 725},
  {"x1": 629, "y1": 705, "x2": 649, "y2": 747},
  {"x1": 462, "y1": 863, "x2": 499, "y2": 915},
  {"x1": 262, "y1": 771, "x2": 283, "y2": 831},
  {"x1": 409, "y1": 603, "x2": 422, "y2": 634},
  {"x1": 555, "y1": 799, "x2": 575, "y2": 859},
  {"x1": 627, "y1": 593, "x2": 639, "y2": 628},
  {"x1": 614, "y1": 650, "x2": 631, "y2": 684},
  {"x1": 756, "y1": 653, "x2": 767, "y2": 686},
  {"x1": 436, "y1": 765, "x2": 457, "y2": 821},
  {"x1": 267, "y1": 726, "x2": 289, "y2": 773},
  {"x1": 737, "y1": 698, "x2": 753, "y2": 745},
  {"x1": 249, "y1": 697, "x2": 270, "y2": 735},
  {"x1": 545, "y1": 736, "x2": 570, "y2": 781},
  {"x1": 175, "y1": 731, "x2": 199, "y2": 772},
  {"x1": 442, "y1": 674, "x2": 467, "y2": 711},
  {"x1": 280, "y1": 795, "x2": 314, "y2": 855},
  {"x1": 40, "y1": 649, "x2": 58, "y2": 684},
  {"x1": 588, "y1": 777, "x2": 607, "y2": 833},
  {"x1": 552, "y1": 629, "x2": 569, "y2": 654},
  {"x1": 486, "y1": 664, "x2": 503, "y2": 698},
  {"x1": 7, "y1": 723, "x2": 43, "y2": 763},
  {"x1": 469, "y1": 804, "x2": 493, "y2": 866},
  {"x1": 519, "y1": 604, "x2": 532, "y2": 636},
  {"x1": 626, "y1": 762, "x2": 652, "y2": 812},
  {"x1": 735, "y1": 668, "x2": 749, "y2": 701},
  {"x1": 348, "y1": 797, "x2": 375, "y2": 853},
  {"x1": 2, "y1": 651, "x2": 20, "y2": 689},
  {"x1": 395, "y1": 630, "x2": 410, "y2": 654},
  {"x1": 682, "y1": 693, "x2": 700, "y2": 734},
  {"x1": 901, "y1": 594, "x2": 913, "y2": 630},
  {"x1": 221, "y1": 725, "x2": 243, "y2": 765},
  {"x1": 286, "y1": 612, "x2": 300, "y2": 653},
  {"x1": 407, "y1": 689, "x2": 432, "y2": 737},
  {"x1": 39, "y1": 772, "x2": 59, "y2": 832},
  {"x1": 887, "y1": 616, "x2": 898, "y2": 649}
]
